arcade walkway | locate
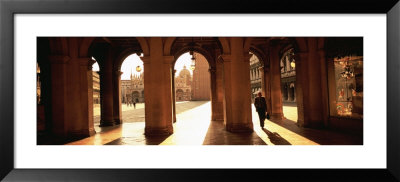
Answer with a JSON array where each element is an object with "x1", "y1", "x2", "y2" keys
[{"x1": 67, "y1": 101, "x2": 362, "y2": 145}]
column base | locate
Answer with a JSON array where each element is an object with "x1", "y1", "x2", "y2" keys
[
  {"x1": 145, "y1": 126, "x2": 173, "y2": 136},
  {"x1": 114, "y1": 119, "x2": 123, "y2": 125},
  {"x1": 211, "y1": 113, "x2": 224, "y2": 121},
  {"x1": 100, "y1": 120, "x2": 115, "y2": 127},
  {"x1": 65, "y1": 128, "x2": 96, "y2": 142},
  {"x1": 212, "y1": 118, "x2": 224, "y2": 122},
  {"x1": 298, "y1": 119, "x2": 324, "y2": 129},
  {"x1": 226, "y1": 123, "x2": 253, "y2": 133},
  {"x1": 297, "y1": 119, "x2": 305, "y2": 127},
  {"x1": 271, "y1": 113, "x2": 285, "y2": 120}
]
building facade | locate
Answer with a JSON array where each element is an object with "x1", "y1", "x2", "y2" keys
[
  {"x1": 121, "y1": 72, "x2": 144, "y2": 103},
  {"x1": 175, "y1": 66, "x2": 192, "y2": 101},
  {"x1": 280, "y1": 48, "x2": 296, "y2": 103},
  {"x1": 250, "y1": 53, "x2": 262, "y2": 102},
  {"x1": 93, "y1": 71, "x2": 100, "y2": 105}
]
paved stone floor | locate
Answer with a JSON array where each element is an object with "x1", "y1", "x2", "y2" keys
[{"x1": 68, "y1": 101, "x2": 363, "y2": 145}]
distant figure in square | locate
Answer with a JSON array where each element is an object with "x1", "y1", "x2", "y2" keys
[
  {"x1": 133, "y1": 100, "x2": 136, "y2": 109},
  {"x1": 254, "y1": 92, "x2": 267, "y2": 128}
]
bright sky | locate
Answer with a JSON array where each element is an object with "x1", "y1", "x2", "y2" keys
[
  {"x1": 120, "y1": 54, "x2": 143, "y2": 80},
  {"x1": 174, "y1": 53, "x2": 193, "y2": 76},
  {"x1": 92, "y1": 59, "x2": 99, "y2": 72},
  {"x1": 92, "y1": 53, "x2": 193, "y2": 80}
]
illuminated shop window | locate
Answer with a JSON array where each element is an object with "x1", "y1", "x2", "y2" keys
[
  {"x1": 333, "y1": 55, "x2": 363, "y2": 118},
  {"x1": 37, "y1": 63, "x2": 41, "y2": 104}
]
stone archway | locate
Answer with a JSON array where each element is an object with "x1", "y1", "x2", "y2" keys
[{"x1": 168, "y1": 37, "x2": 223, "y2": 124}]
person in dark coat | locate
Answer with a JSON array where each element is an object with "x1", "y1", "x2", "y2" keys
[{"x1": 254, "y1": 92, "x2": 267, "y2": 128}]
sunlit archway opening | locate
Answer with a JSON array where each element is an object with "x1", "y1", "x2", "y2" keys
[
  {"x1": 91, "y1": 57, "x2": 102, "y2": 131},
  {"x1": 280, "y1": 48, "x2": 298, "y2": 122},
  {"x1": 120, "y1": 54, "x2": 145, "y2": 122},
  {"x1": 160, "y1": 52, "x2": 211, "y2": 145}
]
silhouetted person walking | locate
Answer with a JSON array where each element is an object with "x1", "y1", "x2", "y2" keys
[
  {"x1": 133, "y1": 101, "x2": 136, "y2": 109},
  {"x1": 254, "y1": 92, "x2": 267, "y2": 128}
]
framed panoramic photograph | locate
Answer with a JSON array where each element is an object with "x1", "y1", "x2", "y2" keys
[{"x1": 1, "y1": 0, "x2": 400, "y2": 181}]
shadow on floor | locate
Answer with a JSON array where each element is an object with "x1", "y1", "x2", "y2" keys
[
  {"x1": 37, "y1": 131, "x2": 89, "y2": 145},
  {"x1": 262, "y1": 128, "x2": 291, "y2": 145},
  {"x1": 104, "y1": 134, "x2": 171, "y2": 145},
  {"x1": 267, "y1": 118, "x2": 363, "y2": 145},
  {"x1": 202, "y1": 121, "x2": 267, "y2": 145}
]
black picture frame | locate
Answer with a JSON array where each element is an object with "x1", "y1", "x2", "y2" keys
[{"x1": 1, "y1": 0, "x2": 399, "y2": 181}]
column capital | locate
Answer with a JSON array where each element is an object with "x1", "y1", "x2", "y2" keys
[
  {"x1": 48, "y1": 55, "x2": 70, "y2": 64},
  {"x1": 140, "y1": 56, "x2": 150, "y2": 64},
  {"x1": 163, "y1": 56, "x2": 175, "y2": 64},
  {"x1": 220, "y1": 54, "x2": 231, "y2": 62},
  {"x1": 208, "y1": 67, "x2": 216, "y2": 73},
  {"x1": 114, "y1": 70, "x2": 123, "y2": 76},
  {"x1": 243, "y1": 53, "x2": 252, "y2": 62},
  {"x1": 78, "y1": 57, "x2": 96, "y2": 70}
]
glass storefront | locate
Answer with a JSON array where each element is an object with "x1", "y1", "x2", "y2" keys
[{"x1": 333, "y1": 55, "x2": 363, "y2": 118}]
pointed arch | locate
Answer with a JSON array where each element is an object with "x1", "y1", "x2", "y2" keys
[
  {"x1": 243, "y1": 37, "x2": 254, "y2": 53},
  {"x1": 218, "y1": 37, "x2": 230, "y2": 54},
  {"x1": 136, "y1": 37, "x2": 150, "y2": 56},
  {"x1": 114, "y1": 48, "x2": 141, "y2": 71},
  {"x1": 249, "y1": 46, "x2": 267, "y2": 67},
  {"x1": 172, "y1": 46, "x2": 215, "y2": 68},
  {"x1": 79, "y1": 37, "x2": 95, "y2": 57},
  {"x1": 163, "y1": 37, "x2": 176, "y2": 56}
]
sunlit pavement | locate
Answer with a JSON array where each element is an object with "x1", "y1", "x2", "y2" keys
[{"x1": 68, "y1": 101, "x2": 362, "y2": 145}]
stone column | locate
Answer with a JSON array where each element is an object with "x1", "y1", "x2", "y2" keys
[
  {"x1": 327, "y1": 57, "x2": 337, "y2": 116},
  {"x1": 293, "y1": 85, "x2": 296, "y2": 101},
  {"x1": 258, "y1": 66, "x2": 266, "y2": 97},
  {"x1": 209, "y1": 67, "x2": 218, "y2": 121},
  {"x1": 295, "y1": 52, "x2": 307, "y2": 126},
  {"x1": 264, "y1": 67, "x2": 273, "y2": 115},
  {"x1": 214, "y1": 58, "x2": 225, "y2": 121},
  {"x1": 288, "y1": 83, "x2": 294, "y2": 101},
  {"x1": 113, "y1": 70, "x2": 123, "y2": 125},
  {"x1": 295, "y1": 38, "x2": 328, "y2": 128},
  {"x1": 74, "y1": 57, "x2": 96, "y2": 137},
  {"x1": 172, "y1": 69, "x2": 177, "y2": 123},
  {"x1": 221, "y1": 38, "x2": 253, "y2": 132},
  {"x1": 286, "y1": 83, "x2": 291, "y2": 101},
  {"x1": 49, "y1": 55, "x2": 69, "y2": 137},
  {"x1": 269, "y1": 45, "x2": 284, "y2": 120},
  {"x1": 99, "y1": 53, "x2": 114, "y2": 127},
  {"x1": 143, "y1": 37, "x2": 174, "y2": 136},
  {"x1": 318, "y1": 50, "x2": 329, "y2": 127},
  {"x1": 162, "y1": 55, "x2": 174, "y2": 133}
]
